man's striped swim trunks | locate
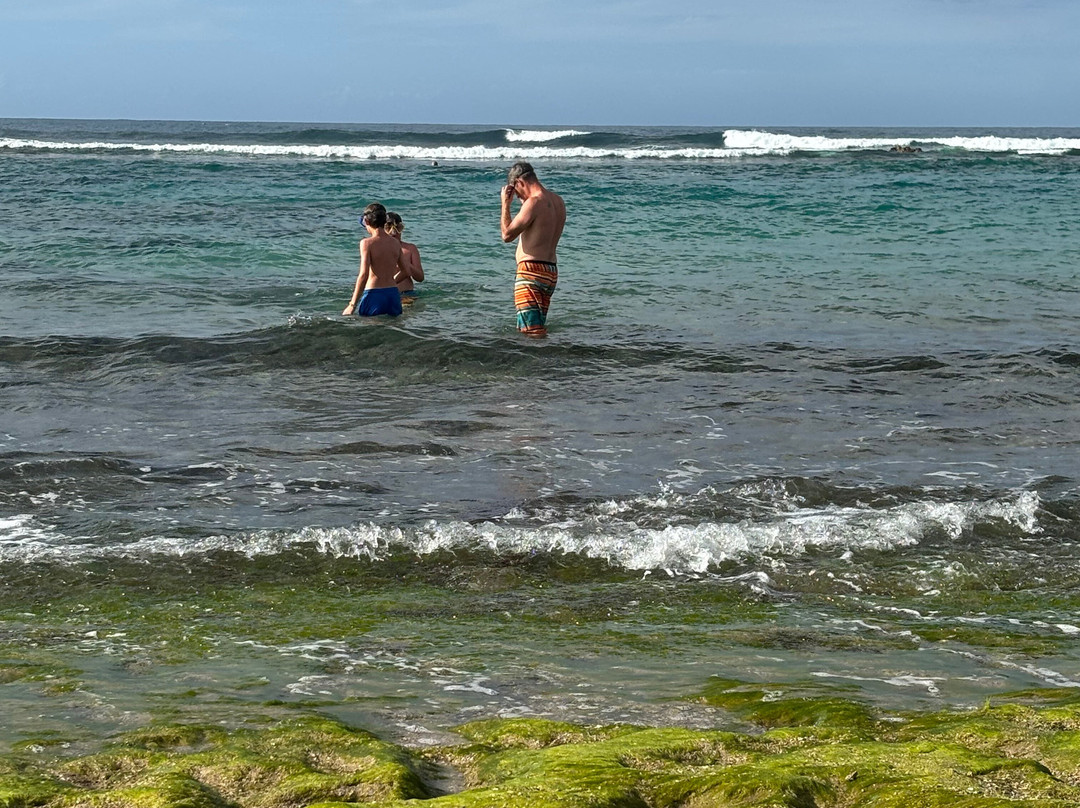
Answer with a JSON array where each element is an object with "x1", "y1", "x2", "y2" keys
[{"x1": 514, "y1": 260, "x2": 558, "y2": 336}]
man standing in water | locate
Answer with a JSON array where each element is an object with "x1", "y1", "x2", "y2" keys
[{"x1": 500, "y1": 162, "x2": 566, "y2": 337}]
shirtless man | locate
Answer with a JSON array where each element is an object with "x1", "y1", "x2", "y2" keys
[
  {"x1": 500, "y1": 162, "x2": 566, "y2": 337},
  {"x1": 342, "y1": 203, "x2": 411, "y2": 317}
]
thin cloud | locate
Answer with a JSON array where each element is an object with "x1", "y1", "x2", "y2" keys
[
  {"x1": 383, "y1": 0, "x2": 1079, "y2": 47},
  {"x1": 0, "y1": 0, "x2": 163, "y2": 23}
]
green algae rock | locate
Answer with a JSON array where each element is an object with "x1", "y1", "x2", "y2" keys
[
  {"x1": 0, "y1": 666, "x2": 30, "y2": 685},
  {"x1": 695, "y1": 677, "x2": 878, "y2": 732},
  {"x1": 4, "y1": 687, "x2": 1080, "y2": 808},
  {"x1": 451, "y1": 719, "x2": 634, "y2": 749},
  {"x1": 396, "y1": 725, "x2": 745, "y2": 808},
  {"x1": 0, "y1": 771, "x2": 73, "y2": 808},
  {"x1": 85, "y1": 771, "x2": 229, "y2": 808},
  {"x1": 0, "y1": 716, "x2": 427, "y2": 808}
]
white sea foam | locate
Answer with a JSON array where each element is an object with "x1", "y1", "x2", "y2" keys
[
  {"x1": 0, "y1": 514, "x2": 72, "y2": 556},
  {"x1": 723, "y1": 129, "x2": 1080, "y2": 156},
  {"x1": 813, "y1": 670, "x2": 945, "y2": 694},
  {"x1": 0, "y1": 137, "x2": 732, "y2": 161},
  {"x1": 722, "y1": 130, "x2": 902, "y2": 154},
  {"x1": 933, "y1": 135, "x2": 1080, "y2": 155},
  {"x1": 5, "y1": 131, "x2": 1075, "y2": 160},
  {"x1": 0, "y1": 490, "x2": 1042, "y2": 575},
  {"x1": 504, "y1": 128, "x2": 591, "y2": 142}
]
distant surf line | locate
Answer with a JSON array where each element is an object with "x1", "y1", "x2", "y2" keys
[{"x1": 2, "y1": 130, "x2": 1078, "y2": 160}]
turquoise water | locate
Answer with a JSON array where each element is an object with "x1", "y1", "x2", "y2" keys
[{"x1": 1, "y1": 120, "x2": 1079, "y2": 751}]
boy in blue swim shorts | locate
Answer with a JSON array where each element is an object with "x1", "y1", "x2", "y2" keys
[
  {"x1": 357, "y1": 286, "x2": 402, "y2": 317},
  {"x1": 343, "y1": 203, "x2": 411, "y2": 318}
]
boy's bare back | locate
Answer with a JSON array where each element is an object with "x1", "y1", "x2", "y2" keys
[{"x1": 361, "y1": 231, "x2": 407, "y2": 290}]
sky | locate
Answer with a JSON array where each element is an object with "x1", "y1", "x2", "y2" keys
[{"x1": 0, "y1": 0, "x2": 1077, "y2": 126}]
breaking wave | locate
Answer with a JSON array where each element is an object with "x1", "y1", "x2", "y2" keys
[
  {"x1": 0, "y1": 487, "x2": 1044, "y2": 574},
  {"x1": 504, "y1": 128, "x2": 591, "y2": 142},
  {"x1": 3, "y1": 128, "x2": 1077, "y2": 161}
]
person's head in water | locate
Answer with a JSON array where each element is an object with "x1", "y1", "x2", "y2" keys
[
  {"x1": 361, "y1": 203, "x2": 387, "y2": 230},
  {"x1": 384, "y1": 212, "x2": 404, "y2": 237},
  {"x1": 507, "y1": 162, "x2": 538, "y2": 201}
]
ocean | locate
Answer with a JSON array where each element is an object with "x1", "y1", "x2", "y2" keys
[{"x1": 1, "y1": 119, "x2": 1079, "y2": 755}]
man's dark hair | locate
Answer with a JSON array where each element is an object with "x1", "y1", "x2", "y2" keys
[
  {"x1": 363, "y1": 202, "x2": 387, "y2": 228},
  {"x1": 507, "y1": 162, "x2": 537, "y2": 184}
]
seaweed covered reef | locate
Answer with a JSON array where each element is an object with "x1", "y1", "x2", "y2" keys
[{"x1": 3, "y1": 680, "x2": 1080, "y2": 808}]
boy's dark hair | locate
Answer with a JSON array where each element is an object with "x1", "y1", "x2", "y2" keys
[{"x1": 363, "y1": 203, "x2": 387, "y2": 229}]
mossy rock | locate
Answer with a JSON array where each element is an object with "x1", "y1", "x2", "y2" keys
[
  {"x1": 450, "y1": 719, "x2": 632, "y2": 750},
  {"x1": 407, "y1": 717, "x2": 1080, "y2": 807},
  {"x1": 0, "y1": 666, "x2": 33, "y2": 685},
  {"x1": 0, "y1": 716, "x2": 428, "y2": 808},
  {"x1": 110, "y1": 727, "x2": 227, "y2": 755},
  {"x1": 5, "y1": 689, "x2": 1080, "y2": 808},
  {"x1": 58, "y1": 749, "x2": 160, "y2": 790},
  {"x1": 80, "y1": 771, "x2": 229, "y2": 808},
  {"x1": 722, "y1": 626, "x2": 919, "y2": 654},
  {"x1": 0, "y1": 771, "x2": 74, "y2": 808},
  {"x1": 917, "y1": 625, "x2": 1063, "y2": 657},
  {"x1": 403, "y1": 726, "x2": 748, "y2": 808},
  {"x1": 695, "y1": 677, "x2": 878, "y2": 732}
]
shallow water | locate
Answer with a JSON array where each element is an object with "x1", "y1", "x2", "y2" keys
[{"x1": 2, "y1": 120, "x2": 1079, "y2": 752}]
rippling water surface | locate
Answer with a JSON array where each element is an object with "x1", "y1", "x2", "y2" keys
[{"x1": 2, "y1": 120, "x2": 1079, "y2": 751}]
